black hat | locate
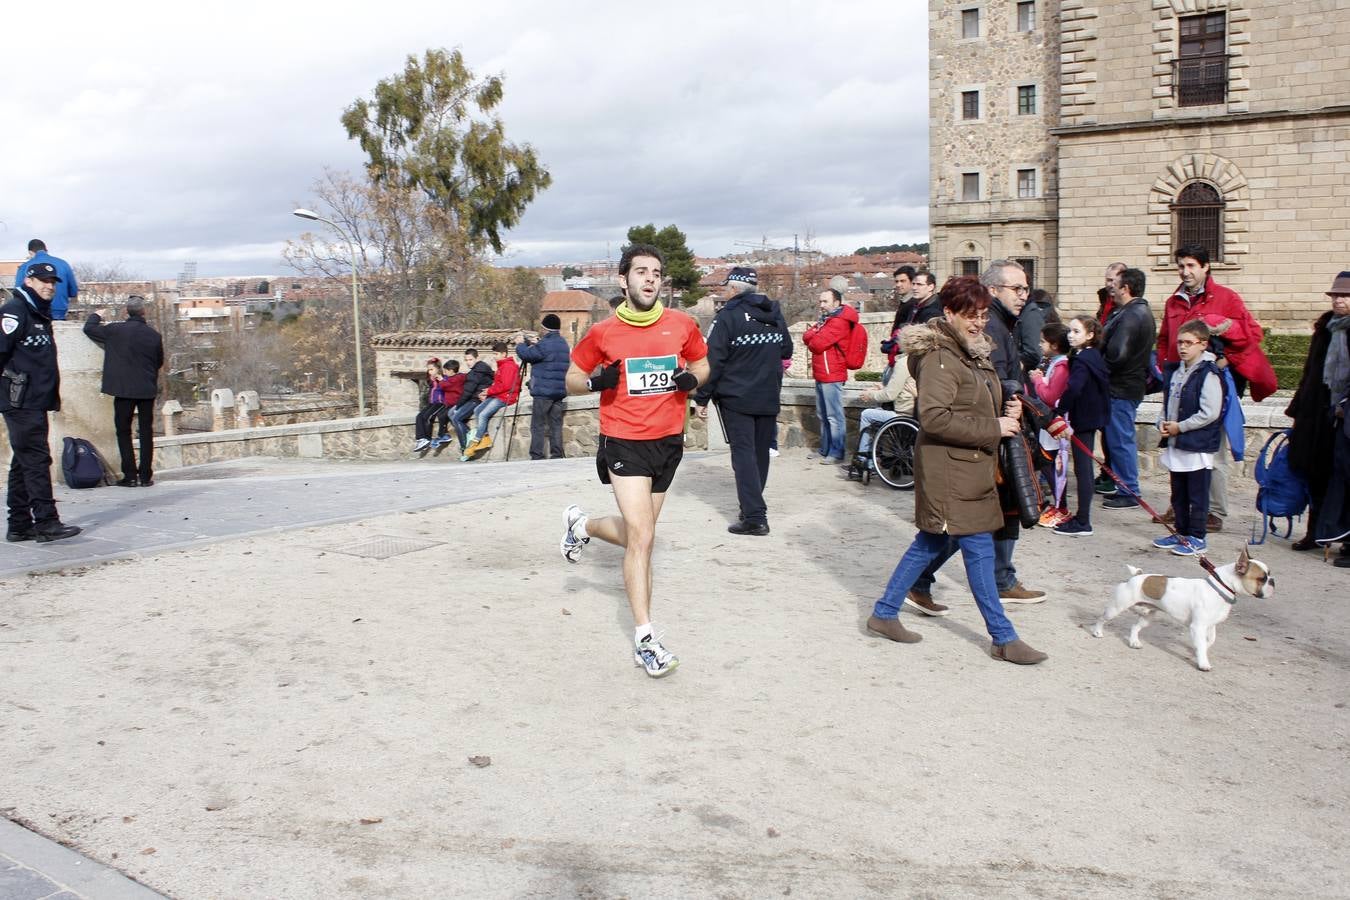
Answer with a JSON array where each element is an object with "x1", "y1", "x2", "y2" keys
[
  {"x1": 25, "y1": 262, "x2": 62, "y2": 283},
  {"x1": 541, "y1": 313, "x2": 561, "y2": 330},
  {"x1": 722, "y1": 266, "x2": 757, "y2": 287}
]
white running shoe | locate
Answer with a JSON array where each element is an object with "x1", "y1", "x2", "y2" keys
[
  {"x1": 560, "y1": 504, "x2": 589, "y2": 563},
  {"x1": 633, "y1": 634, "x2": 679, "y2": 678},
  {"x1": 768, "y1": 447, "x2": 780, "y2": 458}
]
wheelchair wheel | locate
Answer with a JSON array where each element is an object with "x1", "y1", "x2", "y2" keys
[{"x1": 873, "y1": 416, "x2": 919, "y2": 490}]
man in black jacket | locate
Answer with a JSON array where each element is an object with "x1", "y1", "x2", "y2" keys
[
  {"x1": 694, "y1": 267, "x2": 792, "y2": 535},
  {"x1": 449, "y1": 348, "x2": 495, "y2": 451},
  {"x1": 0, "y1": 263, "x2": 80, "y2": 542},
  {"x1": 515, "y1": 314, "x2": 571, "y2": 459},
  {"x1": 1099, "y1": 267, "x2": 1157, "y2": 510},
  {"x1": 84, "y1": 296, "x2": 165, "y2": 486}
]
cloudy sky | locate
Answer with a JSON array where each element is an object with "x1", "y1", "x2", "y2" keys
[{"x1": 2, "y1": 0, "x2": 929, "y2": 279}]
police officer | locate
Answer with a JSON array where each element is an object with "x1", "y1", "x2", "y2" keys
[{"x1": 1, "y1": 262, "x2": 81, "y2": 542}]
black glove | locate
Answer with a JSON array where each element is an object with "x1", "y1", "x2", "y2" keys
[
  {"x1": 880, "y1": 338, "x2": 897, "y2": 355},
  {"x1": 586, "y1": 362, "x2": 621, "y2": 392},
  {"x1": 673, "y1": 368, "x2": 699, "y2": 392}
]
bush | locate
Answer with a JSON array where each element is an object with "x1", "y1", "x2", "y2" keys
[{"x1": 853, "y1": 371, "x2": 882, "y2": 382}]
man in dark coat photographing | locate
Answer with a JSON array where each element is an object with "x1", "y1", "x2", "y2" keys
[{"x1": 84, "y1": 296, "x2": 165, "y2": 487}]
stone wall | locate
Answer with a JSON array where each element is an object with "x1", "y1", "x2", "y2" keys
[{"x1": 130, "y1": 380, "x2": 1291, "y2": 493}]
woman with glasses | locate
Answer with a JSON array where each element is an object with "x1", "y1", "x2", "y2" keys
[{"x1": 864, "y1": 276, "x2": 1049, "y2": 665}]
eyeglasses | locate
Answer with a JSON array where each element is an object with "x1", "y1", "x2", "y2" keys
[
  {"x1": 1176, "y1": 338, "x2": 1204, "y2": 347},
  {"x1": 994, "y1": 284, "x2": 1030, "y2": 295},
  {"x1": 958, "y1": 311, "x2": 991, "y2": 323}
]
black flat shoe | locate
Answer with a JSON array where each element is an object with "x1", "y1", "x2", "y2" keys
[
  {"x1": 6, "y1": 528, "x2": 36, "y2": 542},
  {"x1": 34, "y1": 523, "x2": 81, "y2": 543},
  {"x1": 116, "y1": 477, "x2": 139, "y2": 487},
  {"x1": 1292, "y1": 535, "x2": 1317, "y2": 551},
  {"x1": 727, "y1": 520, "x2": 770, "y2": 536}
]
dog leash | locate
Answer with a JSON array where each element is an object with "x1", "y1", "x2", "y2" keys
[{"x1": 1060, "y1": 429, "x2": 1232, "y2": 599}]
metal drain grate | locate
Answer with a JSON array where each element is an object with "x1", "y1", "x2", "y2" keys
[{"x1": 323, "y1": 535, "x2": 445, "y2": 559}]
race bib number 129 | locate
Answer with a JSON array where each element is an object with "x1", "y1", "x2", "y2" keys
[{"x1": 624, "y1": 355, "x2": 678, "y2": 396}]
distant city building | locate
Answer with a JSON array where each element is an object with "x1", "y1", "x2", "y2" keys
[{"x1": 929, "y1": 0, "x2": 1350, "y2": 327}]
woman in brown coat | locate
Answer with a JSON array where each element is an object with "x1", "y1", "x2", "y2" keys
[{"x1": 865, "y1": 276, "x2": 1048, "y2": 664}]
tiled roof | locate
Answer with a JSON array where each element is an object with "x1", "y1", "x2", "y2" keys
[
  {"x1": 541, "y1": 290, "x2": 604, "y2": 311},
  {"x1": 370, "y1": 329, "x2": 521, "y2": 349}
]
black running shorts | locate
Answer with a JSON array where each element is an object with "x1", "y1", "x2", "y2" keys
[{"x1": 596, "y1": 434, "x2": 685, "y2": 493}]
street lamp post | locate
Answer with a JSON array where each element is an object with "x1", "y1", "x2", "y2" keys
[{"x1": 292, "y1": 208, "x2": 366, "y2": 417}]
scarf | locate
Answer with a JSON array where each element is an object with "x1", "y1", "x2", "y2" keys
[
  {"x1": 1324, "y1": 315, "x2": 1350, "y2": 407},
  {"x1": 615, "y1": 299, "x2": 664, "y2": 327}
]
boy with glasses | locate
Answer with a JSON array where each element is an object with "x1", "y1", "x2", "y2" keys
[{"x1": 1153, "y1": 320, "x2": 1224, "y2": 556}]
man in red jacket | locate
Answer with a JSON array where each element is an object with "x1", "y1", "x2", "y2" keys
[{"x1": 803, "y1": 288, "x2": 857, "y2": 464}]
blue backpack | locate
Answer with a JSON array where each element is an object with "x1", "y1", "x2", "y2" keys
[
  {"x1": 61, "y1": 437, "x2": 107, "y2": 489},
  {"x1": 1251, "y1": 429, "x2": 1309, "y2": 544}
]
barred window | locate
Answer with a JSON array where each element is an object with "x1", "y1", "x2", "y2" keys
[
  {"x1": 1014, "y1": 258, "x2": 1036, "y2": 289},
  {"x1": 958, "y1": 258, "x2": 982, "y2": 276},
  {"x1": 1172, "y1": 182, "x2": 1223, "y2": 262},
  {"x1": 1017, "y1": 84, "x2": 1037, "y2": 115},
  {"x1": 1175, "y1": 12, "x2": 1227, "y2": 106},
  {"x1": 962, "y1": 90, "x2": 980, "y2": 120}
]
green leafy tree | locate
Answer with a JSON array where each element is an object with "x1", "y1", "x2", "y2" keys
[
  {"x1": 623, "y1": 224, "x2": 705, "y2": 306},
  {"x1": 854, "y1": 242, "x2": 930, "y2": 255},
  {"x1": 561, "y1": 265, "x2": 583, "y2": 280},
  {"x1": 341, "y1": 47, "x2": 552, "y2": 255}
]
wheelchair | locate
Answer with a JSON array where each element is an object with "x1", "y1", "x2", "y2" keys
[{"x1": 845, "y1": 414, "x2": 919, "y2": 490}]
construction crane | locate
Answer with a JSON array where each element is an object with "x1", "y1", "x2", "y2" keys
[{"x1": 732, "y1": 234, "x2": 815, "y2": 291}]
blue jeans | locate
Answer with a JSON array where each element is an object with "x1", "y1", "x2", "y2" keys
[
  {"x1": 814, "y1": 381, "x2": 846, "y2": 459},
  {"x1": 450, "y1": 402, "x2": 475, "y2": 447},
  {"x1": 471, "y1": 397, "x2": 506, "y2": 438},
  {"x1": 913, "y1": 535, "x2": 1018, "y2": 593},
  {"x1": 1104, "y1": 396, "x2": 1141, "y2": 497},
  {"x1": 872, "y1": 530, "x2": 1018, "y2": 644}
]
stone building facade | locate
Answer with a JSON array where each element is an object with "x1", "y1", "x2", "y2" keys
[
  {"x1": 929, "y1": 0, "x2": 1062, "y2": 294},
  {"x1": 931, "y1": 0, "x2": 1350, "y2": 331}
]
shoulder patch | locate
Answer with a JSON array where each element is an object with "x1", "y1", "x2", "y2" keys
[{"x1": 2, "y1": 314, "x2": 18, "y2": 335}]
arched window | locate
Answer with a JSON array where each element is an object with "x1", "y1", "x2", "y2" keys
[{"x1": 1172, "y1": 181, "x2": 1223, "y2": 262}]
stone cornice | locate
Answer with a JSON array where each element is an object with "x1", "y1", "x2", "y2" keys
[{"x1": 1050, "y1": 104, "x2": 1350, "y2": 137}]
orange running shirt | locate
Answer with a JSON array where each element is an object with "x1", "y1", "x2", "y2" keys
[{"x1": 572, "y1": 308, "x2": 708, "y2": 440}]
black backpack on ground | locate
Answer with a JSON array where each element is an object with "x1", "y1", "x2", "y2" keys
[{"x1": 62, "y1": 437, "x2": 108, "y2": 489}]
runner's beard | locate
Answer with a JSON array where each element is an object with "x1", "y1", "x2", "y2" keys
[{"x1": 628, "y1": 289, "x2": 659, "y2": 312}]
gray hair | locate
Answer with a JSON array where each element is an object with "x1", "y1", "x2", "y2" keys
[
  {"x1": 726, "y1": 280, "x2": 753, "y2": 297},
  {"x1": 125, "y1": 295, "x2": 147, "y2": 316},
  {"x1": 980, "y1": 259, "x2": 1024, "y2": 288}
]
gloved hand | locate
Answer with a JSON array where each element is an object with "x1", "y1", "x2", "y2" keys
[
  {"x1": 673, "y1": 368, "x2": 699, "y2": 392},
  {"x1": 1046, "y1": 416, "x2": 1072, "y2": 440},
  {"x1": 880, "y1": 338, "x2": 897, "y2": 355},
  {"x1": 586, "y1": 362, "x2": 621, "y2": 392}
]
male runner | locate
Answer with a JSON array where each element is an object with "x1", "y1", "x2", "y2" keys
[{"x1": 560, "y1": 244, "x2": 709, "y2": 677}]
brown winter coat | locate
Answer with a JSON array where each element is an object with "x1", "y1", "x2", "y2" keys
[{"x1": 901, "y1": 318, "x2": 1005, "y2": 536}]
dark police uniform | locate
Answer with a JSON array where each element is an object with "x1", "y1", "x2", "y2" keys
[{"x1": 1, "y1": 281, "x2": 68, "y2": 537}]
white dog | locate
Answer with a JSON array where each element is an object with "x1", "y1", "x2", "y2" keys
[{"x1": 1090, "y1": 549, "x2": 1274, "y2": 671}]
